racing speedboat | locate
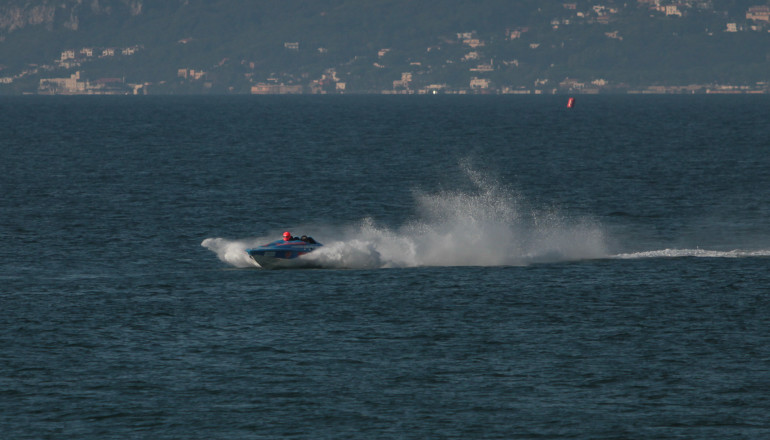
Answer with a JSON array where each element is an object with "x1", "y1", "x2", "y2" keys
[{"x1": 245, "y1": 238, "x2": 322, "y2": 269}]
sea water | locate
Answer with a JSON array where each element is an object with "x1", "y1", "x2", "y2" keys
[{"x1": 2, "y1": 95, "x2": 769, "y2": 439}]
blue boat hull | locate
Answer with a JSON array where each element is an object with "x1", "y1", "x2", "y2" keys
[{"x1": 245, "y1": 239, "x2": 322, "y2": 269}]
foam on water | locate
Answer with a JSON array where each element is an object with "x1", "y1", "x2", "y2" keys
[{"x1": 202, "y1": 166, "x2": 609, "y2": 269}]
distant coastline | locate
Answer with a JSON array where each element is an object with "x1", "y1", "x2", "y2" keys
[{"x1": 2, "y1": 1, "x2": 769, "y2": 96}]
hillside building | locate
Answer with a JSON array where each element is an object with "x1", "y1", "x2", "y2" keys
[{"x1": 746, "y1": 6, "x2": 770, "y2": 22}]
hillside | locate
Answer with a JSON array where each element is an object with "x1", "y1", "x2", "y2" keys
[{"x1": 1, "y1": 0, "x2": 769, "y2": 94}]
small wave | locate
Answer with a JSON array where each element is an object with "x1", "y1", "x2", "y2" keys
[{"x1": 614, "y1": 248, "x2": 770, "y2": 259}]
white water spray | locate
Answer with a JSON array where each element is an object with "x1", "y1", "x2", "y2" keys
[
  {"x1": 202, "y1": 165, "x2": 609, "y2": 269},
  {"x1": 200, "y1": 237, "x2": 261, "y2": 268}
]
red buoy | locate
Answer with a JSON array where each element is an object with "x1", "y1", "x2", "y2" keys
[{"x1": 567, "y1": 97, "x2": 575, "y2": 108}]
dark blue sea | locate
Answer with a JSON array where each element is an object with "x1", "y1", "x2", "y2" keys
[{"x1": 2, "y1": 95, "x2": 770, "y2": 439}]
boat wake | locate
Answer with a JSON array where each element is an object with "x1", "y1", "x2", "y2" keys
[
  {"x1": 201, "y1": 163, "x2": 769, "y2": 270},
  {"x1": 613, "y1": 248, "x2": 770, "y2": 259}
]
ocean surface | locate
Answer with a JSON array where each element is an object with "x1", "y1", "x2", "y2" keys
[{"x1": 2, "y1": 95, "x2": 769, "y2": 439}]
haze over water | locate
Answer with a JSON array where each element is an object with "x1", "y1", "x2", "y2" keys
[{"x1": 2, "y1": 95, "x2": 770, "y2": 439}]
